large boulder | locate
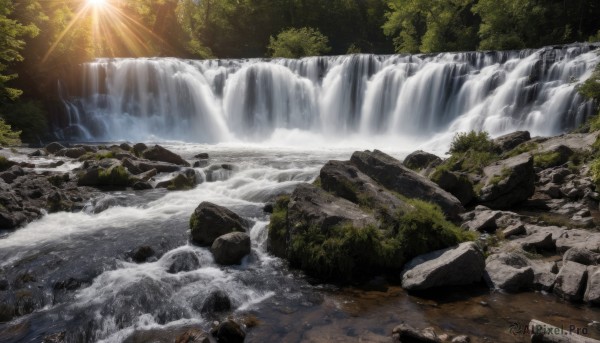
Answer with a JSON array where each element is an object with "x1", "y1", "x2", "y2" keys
[
  {"x1": 199, "y1": 289, "x2": 231, "y2": 315},
  {"x1": 478, "y1": 153, "x2": 535, "y2": 209},
  {"x1": 484, "y1": 252, "x2": 534, "y2": 292},
  {"x1": 553, "y1": 261, "x2": 588, "y2": 302},
  {"x1": 211, "y1": 232, "x2": 251, "y2": 265},
  {"x1": 350, "y1": 150, "x2": 464, "y2": 219},
  {"x1": 431, "y1": 170, "x2": 475, "y2": 206},
  {"x1": 142, "y1": 145, "x2": 189, "y2": 166},
  {"x1": 210, "y1": 320, "x2": 246, "y2": 343},
  {"x1": 44, "y1": 142, "x2": 66, "y2": 154},
  {"x1": 493, "y1": 131, "x2": 531, "y2": 153},
  {"x1": 167, "y1": 251, "x2": 201, "y2": 274},
  {"x1": 563, "y1": 247, "x2": 600, "y2": 266},
  {"x1": 189, "y1": 202, "x2": 246, "y2": 246},
  {"x1": 403, "y1": 150, "x2": 442, "y2": 171},
  {"x1": 401, "y1": 242, "x2": 485, "y2": 291},
  {"x1": 584, "y1": 266, "x2": 600, "y2": 305},
  {"x1": 156, "y1": 169, "x2": 197, "y2": 191},
  {"x1": 56, "y1": 147, "x2": 87, "y2": 159},
  {"x1": 319, "y1": 160, "x2": 412, "y2": 221}
]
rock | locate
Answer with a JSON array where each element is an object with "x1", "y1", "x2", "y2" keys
[
  {"x1": 27, "y1": 149, "x2": 46, "y2": 157},
  {"x1": 263, "y1": 203, "x2": 274, "y2": 213},
  {"x1": 42, "y1": 331, "x2": 65, "y2": 343},
  {"x1": 539, "y1": 183, "x2": 562, "y2": 199},
  {"x1": 350, "y1": 150, "x2": 464, "y2": 219},
  {"x1": 584, "y1": 266, "x2": 600, "y2": 305},
  {"x1": 478, "y1": 153, "x2": 535, "y2": 209},
  {"x1": 210, "y1": 320, "x2": 246, "y2": 343},
  {"x1": 175, "y1": 329, "x2": 210, "y2": 343},
  {"x1": 156, "y1": 169, "x2": 197, "y2": 191},
  {"x1": 131, "y1": 246, "x2": 155, "y2": 263},
  {"x1": 57, "y1": 147, "x2": 87, "y2": 159},
  {"x1": 137, "y1": 168, "x2": 157, "y2": 182},
  {"x1": 137, "y1": 160, "x2": 181, "y2": 173},
  {"x1": 195, "y1": 153, "x2": 209, "y2": 159},
  {"x1": 530, "y1": 261, "x2": 557, "y2": 292},
  {"x1": 494, "y1": 131, "x2": 531, "y2": 153},
  {"x1": 512, "y1": 232, "x2": 554, "y2": 252},
  {"x1": 132, "y1": 143, "x2": 148, "y2": 155},
  {"x1": 431, "y1": 170, "x2": 475, "y2": 206},
  {"x1": 142, "y1": 145, "x2": 190, "y2": 166},
  {"x1": 403, "y1": 150, "x2": 442, "y2": 171},
  {"x1": 211, "y1": 232, "x2": 251, "y2": 265},
  {"x1": 392, "y1": 323, "x2": 440, "y2": 343},
  {"x1": 563, "y1": 247, "x2": 600, "y2": 266},
  {"x1": 555, "y1": 229, "x2": 600, "y2": 253},
  {"x1": 553, "y1": 261, "x2": 588, "y2": 302},
  {"x1": 451, "y1": 335, "x2": 470, "y2": 343},
  {"x1": 319, "y1": 160, "x2": 412, "y2": 220},
  {"x1": 401, "y1": 242, "x2": 485, "y2": 291},
  {"x1": 119, "y1": 143, "x2": 132, "y2": 151},
  {"x1": 190, "y1": 202, "x2": 246, "y2": 246},
  {"x1": 193, "y1": 160, "x2": 209, "y2": 168},
  {"x1": 502, "y1": 223, "x2": 526, "y2": 238},
  {"x1": 484, "y1": 253, "x2": 534, "y2": 292},
  {"x1": 167, "y1": 251, "x2": 201, "y2": 274},
  {"x1": 461, "y1": 209, "x2": 501, "y2": 232},
  {"x1": 44, "y1": 142, "x2": 66, "y2": 154},
  {"x1": 122, "y1": 158, "x2": 142, "y2": 175},
  {"x1": 550, "y1": 167, "x2": 571, "y2": 184},
  {"x1": 528, "y1": 319, "x2": 594, "y2": 343},
  {"x1": 200, "y1": 290, "x2": 231, "y2": 315},
  {"x1": 535, "y1": 144, "x2": 573, "y2": 169}
]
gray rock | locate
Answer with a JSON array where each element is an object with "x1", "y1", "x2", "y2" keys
[
  {"x1": 432, "y1": 170, "x2": 475, "y2": 206},
  {"x1": 584, "y1": 266, "x2": 600, "y2": 305},
  {"x1": 556, "y1": 230, "x2": 600, "y2": 253},
  {"x1": 401, "y1": 242, "x2": 485, "y2": 291},
  {"x1": 167, "y1": 251, "x2": 200, "y2": 274},
  {"x1": 530, "y1": 261, "x2": 557, "y2": 292},
  {"x1": 189, "y1": 202, "x2": 246, "y2": 246},
  {"x1": 392, "y1": 323, "x2": 440, "y2": 343},
  {"x1": 57, "y1": 147, "x2": 87, "y2": 159},
  {"x1": 484, "y1": 253, "x2": 534, "y2": 292},
  {"x1": 403, "y1": 150, "x2": 442, "y2": 171},
  {"x1": 502, "y1": 223, "x2": 526, "y2": 238},
  {"x1": 553, "y1": 261, "x2": 588, "y2": 302},
  {"x1": 210, "y1": 320, "x2": 246, "y2": 343},
  {"x1": 528, "y1": 319, "x2": 594, "y2": 343},
  {"x1": 137, "y1": 160, "x2": 181, "y2": 173},
  {"x1": 211, "y1": 232, "x2": 251, "y2": 265},
  {"x1": 478, "y1": 153, "x2": 535, "y2": 209},
  {"x1": 194, "y1": 153, "x2": 209, "y2": 159},
  {"x1": 461, "y1": 209, "x2": 501, "y2": 232},
  {"x1": 451, "y1": 336, "x2": 470, "y2": 343},
  {"x1": 350, "y1": 150, "x2": 464, "y2": 219},
  {"x1": 563, "y1": 247, "x2": 600, "y2": 266},
  {"x1": 512, "y1": 232, "x2": 554, "y2": 252},
  {"x1": 142, "y1": 145, "x2": 189, "y2": 166},
  {"x1": 156, "y1": 169, "x2": 197, "y2": 191},
  {"x1": 132, "y1": 143, "x2": 148, "y2": 155},
  {"x1": 199, "y1": 289, "x2": 231, "y2": 315},
  {"x1": 44, "y1": 142, "x2": 66, "y2": 154},
  {"x1": 494, "y1": 131, "x2": 531, "y2": 153}
]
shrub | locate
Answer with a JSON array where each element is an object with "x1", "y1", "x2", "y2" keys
[
  {"x1": 0, "y1": 155, "x2": 15, "y2": 171},
  {"x1": 449, "y1": 131, "x2": 496, "y2": 154},
  {"x1": 590, "y1": 158, "x2": 600, "y2": 188},
  {"x1": 533, "y1": 151, "x2": 563, "y2": 169},
  {"x1": 268, "y1": 27, "x2": 331, "y2": 58},
  {"x1": 0, "y1": 118, "x2": 21, "y2": 146}
]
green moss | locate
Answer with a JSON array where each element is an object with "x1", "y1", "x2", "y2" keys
[
  {"x1": 267, "y1": 195, "x2": 290, "y2": 257},
  {"x1": 533, "y1": 151, "x2": 562, "y2": 169},
  {"x1": 503, "y1": 141, "x2": 539, "y2": 158},
  {"x1": 489, "y1": 167, "x2": 511, "y2": 186},
  {"x1": 0, "y1": 155, "x2": 13, "y2": 171},
  {"x1": 312, "y1": 177, "x2": 321, "y2": 188},
  {"x1": 590, "y1": 158, "x2": 600, "y2": 189},
  {"x1": 98, "y1": 166, "x2": 131, "y2": 186}
]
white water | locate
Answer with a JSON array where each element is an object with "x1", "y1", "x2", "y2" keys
[{"x1": 63, "y1": 44, "x2": 600, "y2": 152}]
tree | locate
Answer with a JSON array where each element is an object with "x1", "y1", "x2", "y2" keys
[
  {"x1": 268, "y1": 27, "x2": 330, "y2": 58},
  {"x1": 0, "y1": 118, "x2": 21, "y2": 146},
  {"x1": 383, "y1": 0, "x2": 479, "y2": 53},
  {"x1": 0, "y1": 0, "x2": 39, "y2": 102}
]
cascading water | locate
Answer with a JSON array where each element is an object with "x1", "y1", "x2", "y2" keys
[{"x1": 63, "y1": 44, "x2": 600, "y2": 147}]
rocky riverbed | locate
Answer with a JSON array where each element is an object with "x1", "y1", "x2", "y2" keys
[{"x1": 0, "y1": 132, "x2": 600, "y2": 342}]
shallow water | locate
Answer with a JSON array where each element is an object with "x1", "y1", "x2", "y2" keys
[{"x1": 0, "y1": 145, "x2": 599, "y2": 343}]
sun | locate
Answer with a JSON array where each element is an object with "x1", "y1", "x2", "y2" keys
[{"x1": 87, "y1": 0, "x2": 108, "y2": 7}]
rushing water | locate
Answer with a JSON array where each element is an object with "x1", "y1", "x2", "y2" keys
[{"x1": 61, "y1": 44, "x2": 600, "y2": 151}]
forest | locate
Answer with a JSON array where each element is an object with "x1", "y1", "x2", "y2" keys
[{"x1": 1, "y1": 0, "x2": 600, "y2": 144}]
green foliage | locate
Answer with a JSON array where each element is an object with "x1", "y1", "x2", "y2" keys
[
  {"x1": 503, "y1": 141, "x2": 539, "y2": 158},
  {"x1": 0, "y1": 155, "x2": 15, "y2": 171},
  {"x1": 0, "y1": 118, "x2": 21, "y2": 146},
  {"x1": 533, "y1": 151, "x2": 563, "y2": 169},
  {"x1": 0, "y1": 100, "x2": 47, "y2": 143},
  {"x1": 268, "y1": 27, "x2": 330, "y2": 58},
  {"x1": 579, "y1": 63, "x2": 600, "y2": 104},
  {"x1": 449, "y1": 131, "x2": 495, "y2": 154},
  {"x1": 590, "y1": 158, "x2": 600, "y2": 188},
  {"x1": 267, "y1": 195, "x2": 290, "y2": 257}
]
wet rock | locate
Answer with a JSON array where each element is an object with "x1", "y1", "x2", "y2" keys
[
  {"x1": 156, "y1": 169, "x2": 197, "y2": 191},
  {"x1": 137, "y1": 168, "x2": 157, "y2": 181},
  {"x1": 431, "y1": 170, "x2": 475, "y2": 206},
  {"x1": 193, "y1": 160, "x2": 209, "y2": 168},
  {"x1": 494, "y1": 131, "x2": 530, "y2": 153},
  {"x1": 512, "y1": 232, "x2": 554, "y2": 252},
  {"x1": 262, "y1": 203, "x2": 274, "y2": 213},
  {"x1": 401, "y1": 242, "x2": 485, "y2": 291},
  {"x1": 478, "y1": 153, "x2": 535, "y2": 209},
  {"x1": 553, "y1": 261, "x2": 588, "y2": 302},
  {"x1": 211, "y1": 232, "x2": 251, "y2": 265},
  {"x1": 200, "y1": 290, "x2": 231, "y2": 315},
  {"x1": 56, "y1": 147, "x2": 87, "y2": 159},
  {"x1": 392, "y1": 323, "x2": 440, "y2": 343},
  {"x1": 167, "y1": 251, "x2": 201, "y2": 274},
  {"x1": 350, "y1": 150, "x2": 464, "y2": 219},
  {"x1": 27, "y1": 149, "x2": 46, "y2": 157},
  {"x1": 211, "y1": 320, "x2": 246, "y2": 343},
  {"x1": 195, "y1": 153, "x2": 209, "y2": 159},
  {"x1": 132, "y1": 143, "x2": 148, "y2": 155},
  {"x1": 484, "y1": 252, "x2": 534, "y2": 292},
  {"x1": 403, "y1": 150, "x2": 442, "y2": 171},
  {"x1": 502, "y1": 223, "x2": 526, "y2": 238},
  {"x1": 44, "y1": 142, "x2": 66, "y2": 154},
  {"x1": 190, "y1": 202, "x2": 246, "y2": 246},
  {"x1": 584, "y1": 266, "x2": 600, "y2": 305},
  {"x1": 142, "y1": 145, "x2": 190, "y2": 167},
  {"x1": 451, "y1": 336, "x2": 470, "y2": 343},
  {"x1": 137, "y1": 160, "x2": 181, "y2": 173},
  {"x1": 43, "y1": 331, "x2": 65, "y2": 343},
  {"x1": 175, "y1": 329, "x2": 210, "y2": 343},
  {"x1": 119, "y1": 143, "x2": 132, "y2": 151},
  {"x1": 122, "y1": 158, "x2": 142, "y2": 175},
  {"x1": 563, "y1": 247, "x2": 600, "y2": 266},
  {"x1": 131, "y1": 246, "x2": 155, "y2": 263}
]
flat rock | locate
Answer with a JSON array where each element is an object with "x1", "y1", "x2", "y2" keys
[
  {"x1": 494, "y1": 131, "x2": 531, "y2": 152},
  {"x1": 392, "y1": 323, "x2": 441, "y2": 343},
  {"x1": 142, "y1": 145, "x2": 189, "y2": 167},
  {"x1": 478, "y1": 153, "x2": 535, "y2": 209},
  {"x1": 563, "y1": 247, "x2": 600, "y2": 266},
  {"x1": 350, "y1": 150, "x2": 464, "y2": 219},
  {"x1": 401, "y1": 242, "x2": 485, "y2": 291},
  {"x1": 511, "y1": 232, "x2": 554, "y2": 252},
  {"x1": 553, "y1": 261, "x2": 588, "y2": 302},
  {"x1": 584, "y1": 266, "x2": 600, "y2": 305},
  {"x1": 461, "y1": 210, "x2": 501, "y2": 232},
  {"x1": 502, "y1": 223, "x2": 526, "y2": 238},
  {"x1": 484, "y1": 252, "x2": 534, "y2": 292}
]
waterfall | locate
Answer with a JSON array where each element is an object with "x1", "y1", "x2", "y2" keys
[{"x1": 62, "y1": 44, "x2": 600, "y2": 145}]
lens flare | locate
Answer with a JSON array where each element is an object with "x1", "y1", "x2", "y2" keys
[{"x1": 87, "y1": 0, "x2": 107, "y2": 7}]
